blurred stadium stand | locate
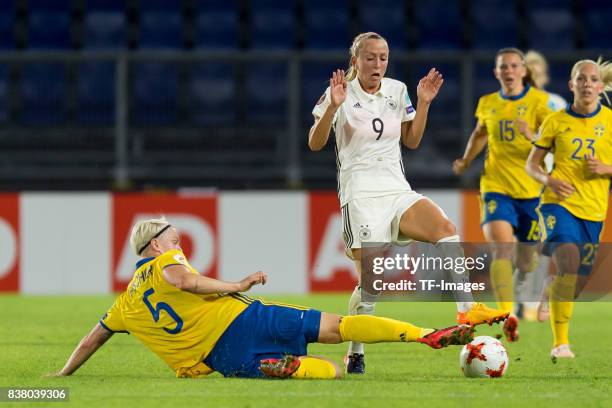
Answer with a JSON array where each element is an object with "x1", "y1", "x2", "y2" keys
[{"x1": 0, "y1": 0, "x2": 609, "y2": 190}]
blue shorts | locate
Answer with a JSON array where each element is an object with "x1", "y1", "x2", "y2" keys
[
  {"x1": 203, "y1": 299, "x2": 322, "y2": 378},
  {"x1": 481, "y1": 192, "x2": 541, "y2": 242},
  {"x1": 539, "y1": 204, "x2": 603, "y2": 276}
]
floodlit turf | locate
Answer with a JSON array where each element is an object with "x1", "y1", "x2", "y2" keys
[{"x1": 2, "y1": 294, "x2": 612, "y2": 408}]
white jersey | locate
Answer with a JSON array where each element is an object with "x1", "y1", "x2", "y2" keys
[
  {"x1": 312, "y1": 77, "x2": 417, "y2": 206},
  {"x1": 546, "y1": 92, "x2": 567, "y2": 112}
]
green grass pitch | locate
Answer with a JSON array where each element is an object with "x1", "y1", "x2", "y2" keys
[{"x1": 2, "y1": 294, "x2": 611, "y2": 408}]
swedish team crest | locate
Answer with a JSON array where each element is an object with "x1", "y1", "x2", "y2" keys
[
  {"x1": 487, "y1": 200, "x2": 497, "y2": 214},
  {"x1": 594, "y1": 122, "x2": 605, "y2": 138},
  {"x1": 517, "y1": 104, "x2": 527, "y2": 117},
  {"x1": 546, "y1": 215, "x2": 556, "y2": 230}
]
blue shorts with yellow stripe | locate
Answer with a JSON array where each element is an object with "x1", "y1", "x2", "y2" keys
[
  {"x1": 481, "y1": 192, "x2": 541, "y2": 242},
  {"x1": 539, "y1": 203, "x2": 603, "y2": 276},
  {"x1": 204, "y1": 296, "x2": 321, "y2": 378}
]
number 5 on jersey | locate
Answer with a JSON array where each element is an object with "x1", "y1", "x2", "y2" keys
[
  {"x1": 143, "y1": 288, "x2": 183, "y2": 334},
  {"x1": 372, "y1": 118, "x2": 384, "y2": 140}
]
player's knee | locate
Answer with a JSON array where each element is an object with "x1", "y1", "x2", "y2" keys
[{"x1": 436, "y1": 220, "x2": 457, "y2": 241}]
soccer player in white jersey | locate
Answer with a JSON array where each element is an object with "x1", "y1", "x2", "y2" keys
[{"x1": 308, "y1": 32, "x2": 508, "y2": 374}]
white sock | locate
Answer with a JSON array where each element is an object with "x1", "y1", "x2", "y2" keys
[
  {"x1": 347, "y1": 286, "x2": 375, "y2": 355},
  {"x1": 436, "y1": 234, "x2": 474, "y2": 313}
]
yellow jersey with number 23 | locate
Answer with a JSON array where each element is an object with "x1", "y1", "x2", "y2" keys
[{"x1": 535, "y1": 104, "x2": 612, "y2": 221}]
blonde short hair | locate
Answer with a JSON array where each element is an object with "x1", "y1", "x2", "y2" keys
[
  {"x1": 570, "y1": 57, "x2": 612, "y2": 104},
  {"x1": 129, "y1": 216, "x2": 171, "y2": 256}
]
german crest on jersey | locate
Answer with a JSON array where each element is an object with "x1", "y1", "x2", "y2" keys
[{"x1": 386, "y1": 97, "x2": 398, "y2": 111}]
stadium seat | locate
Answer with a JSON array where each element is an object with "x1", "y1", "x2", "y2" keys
[
  {"x1": 245, "y1": 63, "x2": 288, "y2": 124},
  {"x1": 138, "y1": 1, "x2": 183, "y2": 49},
  {"x1": 20, "y1": 63, "x2": 67, "y2": 125},
  {"x1": 356, "y1": 0, "x2": 406, "y2": 49},
  {"x1": 131, "y1": 63, "x2": 179, "y2": 125},
  {"x1": 27, "y1": 10, "x2": 72, "y2": 49},
  {"x1": 250, "y1": 0, "x2": 295, "y2": 50},
  {"x1": 193, "y1": 0, "x2": 239, "y2": 50},
  {"x1": 83, "y1": 12, "x2": 126, "y2": 49},
  {"x1": 0, "y1": 0, "x2": 16, "y2": 49},
  {"x1": 415, "y1": 0, "x2": 462, "y2": 49},
  {"x1": 189, "y1": 63, "x2": 236, "y2": 125},
  {"x1": 473, "y1": 62, "x2": 500, "y2": 102},
  {"x1": 303, "y1": 0, "x2": 350, "y2": 50},
  {"x1": 583, "y1": 0, "x2": 612, "y2": 48},
  {"x1": 77, "y1": 62, "x2": 115, "y2": 125},
  {"x1": 527, "y1": 0, "x2": 574, "y2": 50},
  {"x1": 471, "y1": 0, "x2": 518, "y2": 49},
  {"x1": 0, "y1": 64, "x2": 9, "y2": 123}
]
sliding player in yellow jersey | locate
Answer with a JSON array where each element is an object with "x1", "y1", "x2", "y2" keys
[
  {"x1": 49, "y1": 217, "x2": 474, "y2": 379},
  {"x1": 453, "y1": 48, "x2": 554, "y2": 342},
  {"x1": 526, "y1": 58, "x2": 612, "y2": 361}
]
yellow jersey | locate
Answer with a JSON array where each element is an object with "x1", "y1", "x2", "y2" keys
[
  {"x1": 100, "y1": 249, "x2": 249, "y2": 377},
  {"x1": 535, "y1": 104, "x2": 612, "y2": 221},
  {"x1": 476, "y1": 85, "x2": 553, "y2": 198}
]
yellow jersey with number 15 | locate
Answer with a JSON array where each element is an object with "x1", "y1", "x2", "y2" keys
[
  {"x1": 99, "y1": 249, "x2": 248, "y2": 376},
  {"x1": 476, "y1": 85, "x2": 553, "y2": 198},
  {"x1": 535, "y1": 104, "x2": 612, "y2": 221}
]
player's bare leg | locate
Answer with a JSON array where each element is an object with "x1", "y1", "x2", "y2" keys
[
  {"x1": 399, "y1": 199, "x2": 508, "y2": 327},
  {"x1": 345, "y1": 249, "x2": 373, "y2": 374}
]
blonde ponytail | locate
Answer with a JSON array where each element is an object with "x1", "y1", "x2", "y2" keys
[
  {"x1": 345, "y1": 32, "x2": 387, "y2": 81},
  {"x1": 571, "y1": 57, "x2": 612, "y2": 105}
]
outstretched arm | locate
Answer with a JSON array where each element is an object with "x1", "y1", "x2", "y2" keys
[
  {"x1": 47, "y1": 323, "x2": 113, "y2": 377},
  {"x1": 401, "y1": 68, "x2": 444, "y2": 149},
  {"x1": 163, "y1": 265, "x2": 267, "y2": 295}
]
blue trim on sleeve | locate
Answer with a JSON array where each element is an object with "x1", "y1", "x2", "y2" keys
[
  {"x1": 99, "y1": 320, "x2": 115, "y2": 333},
  {"x1": 533, "y1": 144, "x2": 551, "y2": 150},
  {"x1": 499, "y1": 84, "x2": 530, "y2": 101},
  {"x1": 98, "y1": 320, "x2": 129, "y2": 334},
  {"x1": 565, "y1": 103, "x2": 601, "y2": 118},
  {"x1": 136, "y1": 257, "x2": 155, "y2": 269}
]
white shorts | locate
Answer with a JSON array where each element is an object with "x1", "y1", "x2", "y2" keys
[{"x1": 340, "y1": 191, "x2": 426, "y2": 257}]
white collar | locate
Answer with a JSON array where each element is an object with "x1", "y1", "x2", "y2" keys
[{"x1": 351, "y1": 78, "x2": 387, "y2": 99}]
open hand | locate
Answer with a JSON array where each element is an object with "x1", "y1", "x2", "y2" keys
[
  {"x1": 330, "y1": 69, "x2": 347, "y2": 108},
  {"x1": 416, "y1": 68, "x2": 444, "y2": 104}
]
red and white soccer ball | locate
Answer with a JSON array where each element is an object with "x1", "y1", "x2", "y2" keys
[{"x1": 459, "y1": 335, "x2": 509, "y2": 378}]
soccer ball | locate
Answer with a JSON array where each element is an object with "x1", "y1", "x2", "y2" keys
[{"x1": 459, "y1": 335, "x2": 508, "y2": 378}]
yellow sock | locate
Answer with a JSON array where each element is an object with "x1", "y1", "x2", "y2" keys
[
  {"x1": 290, "y1": 357, "x2": 338, "y2": 379},
  {"x1": 490, "y1": 258, "x2": 514, "y2": 314},
  {"x1": 550, "y1": 301, "x2": 574, "y2": 346},
  {"x1": 338, "y1": 315, "x2": 429, "y2": 343},
  {"x1": 549, "y1": 274, "x2": 577, "y2": 346}
]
